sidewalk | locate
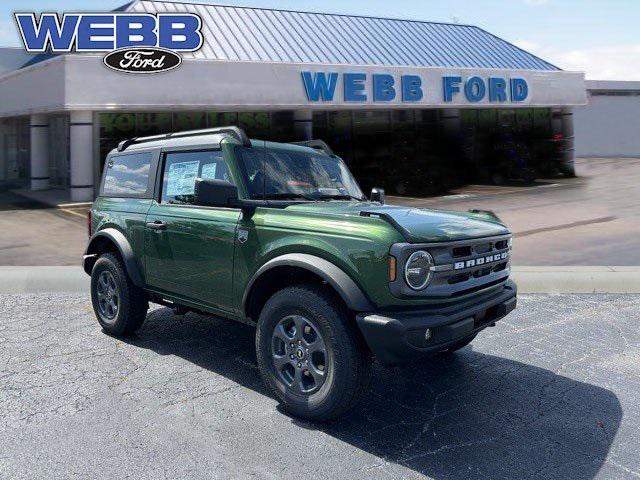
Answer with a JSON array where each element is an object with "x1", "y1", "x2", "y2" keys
[{"x1": 1, "y1": 266, "x2": 639, "y2": 294}]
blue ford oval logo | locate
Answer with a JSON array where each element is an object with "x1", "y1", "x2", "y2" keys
[{"x1": 103, "y1": 47, "x2": 182, "y2": 74}]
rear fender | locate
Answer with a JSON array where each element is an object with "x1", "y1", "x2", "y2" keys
[{"x1": 83, "y1": 228, "x2": 144, "y2": 287}]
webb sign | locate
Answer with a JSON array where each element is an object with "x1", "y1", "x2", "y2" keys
[
  {"x1": 14, "y1": 12, "x2": 202, "y2": 73},
  {"x1": 302, "y1": 71, "x2": 529, "y2": 104}
]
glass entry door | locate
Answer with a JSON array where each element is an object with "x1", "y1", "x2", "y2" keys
[
  {"x1": 3, "y1": 134, "x2": 18, "y2": 182},
  {"x1": 1, "y1": 118, "x2": 30, "y2": 187},
  {"x1": 48, "y1": 115, "x2": 70, "y2": 189}
]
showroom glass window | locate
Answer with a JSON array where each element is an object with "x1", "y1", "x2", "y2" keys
[{"x1": 99, "y1": 111, "x2": 296, "y2": 165}]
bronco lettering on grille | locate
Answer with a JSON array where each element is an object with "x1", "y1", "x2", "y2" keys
[{"x1": 453, "y1": 251, "x2": 509, "y2": 270}]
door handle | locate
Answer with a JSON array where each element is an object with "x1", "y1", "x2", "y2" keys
[{"x1": 146, "y1": 221, "x2": 167, "y2": 231}]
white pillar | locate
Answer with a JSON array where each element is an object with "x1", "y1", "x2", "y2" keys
[
  {"x1": 294, "y1": 110, "x2": 313, "y2": 140},
  {"x1": 69, "y1": 111, "x2": 95, "y2": 202},
  {"x1": 30, "y1": 114, "x2": 49, "y2": 190}
]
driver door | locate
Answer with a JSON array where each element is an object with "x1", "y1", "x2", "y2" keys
[{"x1": 144, "y1": 149, "x2": 240, "y2": 312}]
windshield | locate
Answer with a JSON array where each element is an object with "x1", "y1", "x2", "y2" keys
[{"x1": 235, "y1": 146, "x2": 364, "y2": 201}]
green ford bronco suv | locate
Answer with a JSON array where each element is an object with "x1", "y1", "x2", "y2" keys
[{"x1": 83, "y1": 126, "x2": 516, "y2": 421}]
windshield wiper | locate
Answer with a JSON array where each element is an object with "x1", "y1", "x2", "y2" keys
[
  {"x1": 263, "y1": 192, "x2": 364, "y2": 202},
  {"x1": 312, "y1": 194, "x2": 364, "y2": 201},
  {"x1": 263, "y1": 192, "x2": 317, "y2": 201}
]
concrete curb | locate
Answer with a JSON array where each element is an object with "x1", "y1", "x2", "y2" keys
[
  {"x1": 511, "y1": 266, "x2": 640, "y2": 294},
  {"x1": 1, "y1": 266, "x2": 639, "y2": 295},
  {"x1": 0, "y1": 267, "x2": 89, "y2": 294}
]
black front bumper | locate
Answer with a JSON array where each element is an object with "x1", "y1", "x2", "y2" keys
[{"x1": 356, "y1": 280, "x2": 517, "y2": 365}]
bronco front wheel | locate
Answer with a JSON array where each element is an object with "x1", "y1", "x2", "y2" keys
[{"x1": 255, "y1": 285, "x2": 371, "y2": 421}]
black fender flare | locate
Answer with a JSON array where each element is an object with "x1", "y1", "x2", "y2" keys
[
  {"x1": 243, "y1": 253, "x2": 374, "y2": 315},
  {"x1": 83, "y1": 228, "x2": 144, "y2": 287}
]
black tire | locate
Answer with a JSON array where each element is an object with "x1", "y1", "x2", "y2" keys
[
  {"x1": 90, "y1": 252, "x2": 148, "y2": 336},
  {"x1": 255, "y1": 284, "x2": 372, "y2": 421},
  {"x1": 439, "y1": 334, "x2": 477, "y2": 355}
]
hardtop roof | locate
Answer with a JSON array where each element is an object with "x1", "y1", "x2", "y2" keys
[{"x1": 109, "y1": 129, "x2": 326, "y2": 156}]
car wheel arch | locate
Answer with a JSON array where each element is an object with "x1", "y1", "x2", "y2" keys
[
  {"x1": 84, "y1": 228, "x2": 144, "y2": 287},
  {"x1": 243, "y1": 253, "x2": 374, "y2": 321}
]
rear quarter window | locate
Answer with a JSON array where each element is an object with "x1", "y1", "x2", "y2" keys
[{"x1": 102, "y1": 152, "x2": 153, "y2": 196}]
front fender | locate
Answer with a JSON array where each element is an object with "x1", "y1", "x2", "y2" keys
[{"x1": 243, "y1": 253, "x2": 374, "y2": 314}]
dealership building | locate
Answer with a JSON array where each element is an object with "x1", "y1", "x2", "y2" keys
[
  {"x1": 573, "y1": 81, "x2": 640, "y2": 157},
  {"x1": 0, "y1": 1, "x2": 585, "y2": 201}
]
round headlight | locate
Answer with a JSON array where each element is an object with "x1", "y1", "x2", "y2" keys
[{"x1": 404, "y1": 250, "x2": 434, "y2": 290}]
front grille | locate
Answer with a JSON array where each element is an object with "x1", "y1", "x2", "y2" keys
[
  {"x1": 451, "y1": 277, "x2": 509, "y2": 298},
  {"x1": 474, "y1": 242, "x2": 492, "y2": 254},
  {"x1": 493, "y1": 262, "x2": 507, "y2": 272},
  {"x1": 448, "y1": 273, "x2": 469, "y2": 284},
  {"x1": 494, "y1": 240, "x2": 509, "y2": 250},
  {"x1": 452, "y1": 246, "x2": 472, "y2": 258},
  {"x1": 390, "y1": 234, "x2": 512, "y2": 298},
  {"x1": 473, "y1": 266, "x2": 493, "y2": 278}
]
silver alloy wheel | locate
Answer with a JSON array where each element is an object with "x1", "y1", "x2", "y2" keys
[
  {"x1": 96, "y1": 270, "x2": 119, "y2": 324},
  {"x1": 271, "y1": 314, "x2": 328, "y2": 394}
]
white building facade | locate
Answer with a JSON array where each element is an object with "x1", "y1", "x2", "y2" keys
[{"x1": 0, "y1": 1, "x2": 586, "y2": 200}]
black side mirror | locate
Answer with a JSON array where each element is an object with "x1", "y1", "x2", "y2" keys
[
  {"x1": 194, "y1": 178, "x2": 239, "y2": 208},
  {"x1": 370, "y1": 187, "x2": 385, "y2": 205}
]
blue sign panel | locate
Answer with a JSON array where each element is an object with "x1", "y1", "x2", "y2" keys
[{"x1": 302, "y1": 71, "x2": 529, "y2": 104}]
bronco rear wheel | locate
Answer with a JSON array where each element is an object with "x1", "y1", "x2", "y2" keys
[
  {"x1": 256, "y1": 284, "x2": 372, "y2": 421},
  {"x1": 90, "y1": 252, "x2": 148, "y2": 336}
]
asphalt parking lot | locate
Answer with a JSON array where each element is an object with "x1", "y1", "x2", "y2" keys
[{"x1": 1, "y1": 293, "x2": 638, "y2": 479}]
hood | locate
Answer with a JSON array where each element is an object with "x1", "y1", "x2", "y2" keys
[{"x1": 285, "y1": 202, "x2": 510, "y2": 243}]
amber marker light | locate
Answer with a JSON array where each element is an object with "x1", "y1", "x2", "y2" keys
[{"x1": 388, "y1": 255, "x2": 397, "y2": 282}]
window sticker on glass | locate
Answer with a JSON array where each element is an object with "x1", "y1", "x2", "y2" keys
[
  {"x1": 201, "y1": 163, "x2": 217, "y2": 179},
  {"x1": 166, "y1": 160, "x2": 199, "y2": 196}
]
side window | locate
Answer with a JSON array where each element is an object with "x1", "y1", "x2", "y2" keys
[
  {"x1": 102, "y1": 152, "x2": 152, "y2": 196},
  {"x1": 161, "y1": 150, "x2": 231, "y2": 204}
]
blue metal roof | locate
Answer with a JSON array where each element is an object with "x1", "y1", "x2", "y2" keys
[
  {"x1": 131, "y1": 0, "x2": 559, "y2": 71},
  {"x1": 0, "y1": 48, "x2": 35, "y2": 74}
]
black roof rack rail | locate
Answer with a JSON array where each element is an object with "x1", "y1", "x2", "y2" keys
[
  {"x1": 291, "y1": 139, "x2": 335, "y2": 156},
  {"x1": 117, "y1": 126, "x2": 251, "y2": 152}
]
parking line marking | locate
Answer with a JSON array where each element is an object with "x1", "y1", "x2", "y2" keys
[
  {"x1": 515, "y1": 216, "x2": 617, "y2": 238},
  {"x1": 60, "y1": 208, "x2": 87, "y2": 219}
]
